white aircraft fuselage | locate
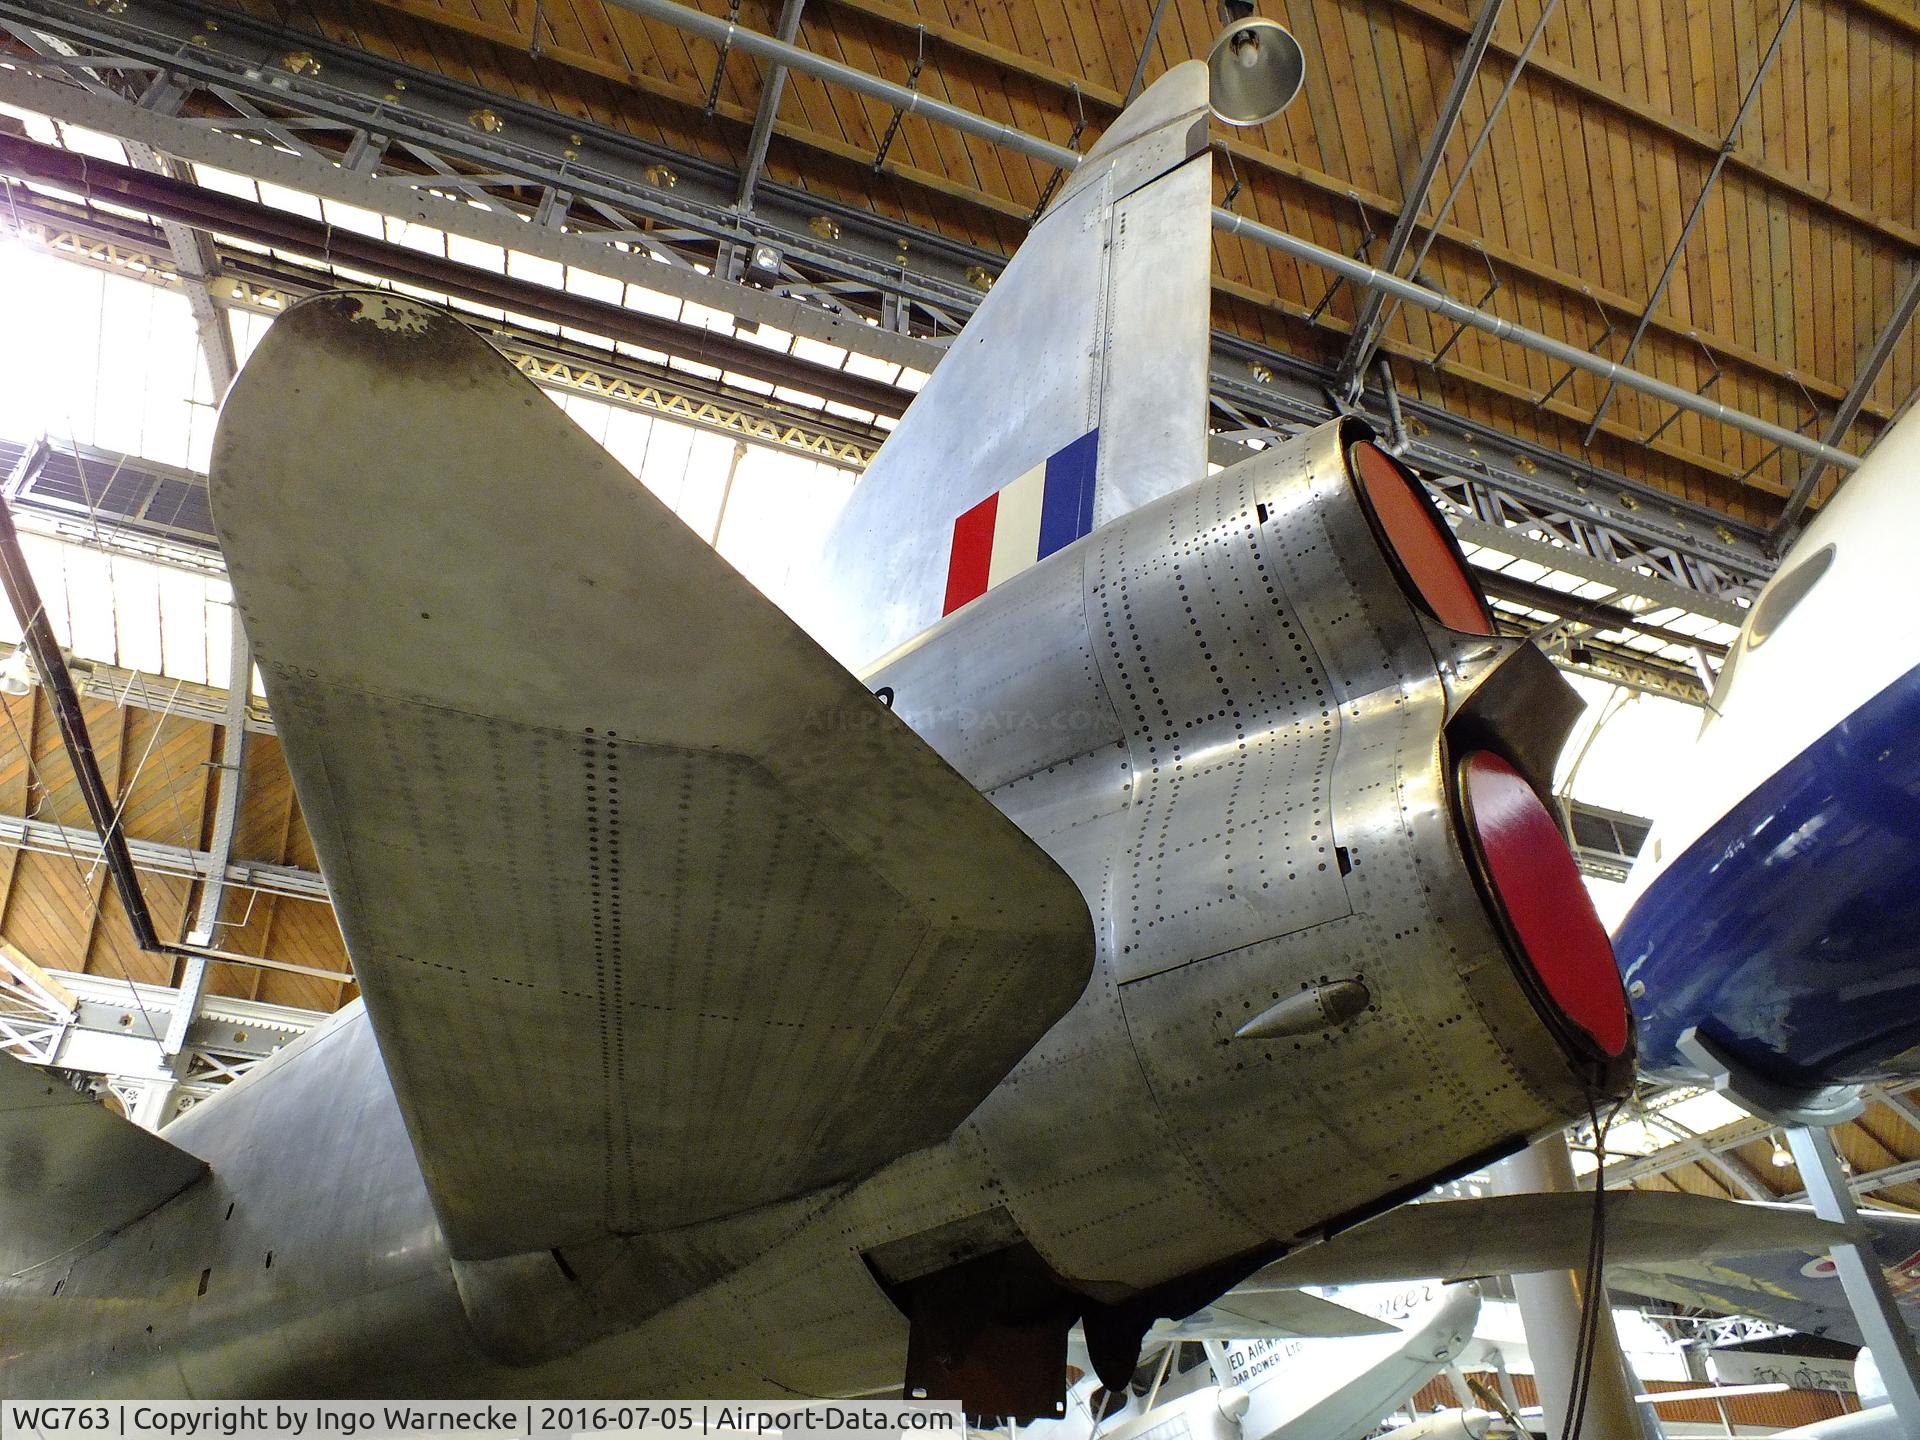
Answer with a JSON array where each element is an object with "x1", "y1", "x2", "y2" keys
[{"x1": 1615, "y1": 408, "x2": 1920, "y2": 1086}]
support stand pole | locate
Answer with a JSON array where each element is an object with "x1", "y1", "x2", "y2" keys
[
  {"x1": 1675, "y1": 1025, "x2": 1920, "y2": 1435},
  {"x1": 1491, "y1": 1132, "x2": 1643, "y2": 1438},
  {"x1": 1785, "y1": 1125, "x2": 1920, "y2": 1430}
]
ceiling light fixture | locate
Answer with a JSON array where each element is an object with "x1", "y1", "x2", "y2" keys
[{"x1": 1207, "y1": 2, "x2": 1306, "y2": 128}]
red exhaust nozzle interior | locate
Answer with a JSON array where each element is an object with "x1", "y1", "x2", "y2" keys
[
  {"x1": 1457, "y1": 750, "x2": 1629, "y2": 1060},
  {"x1": 1350, "y1": 441, "x2": 1495, "y2": 636}
]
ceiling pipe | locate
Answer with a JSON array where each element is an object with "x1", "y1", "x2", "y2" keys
[{"x1": 607, "y1": 0, "x2": 1862, "y2": 477}]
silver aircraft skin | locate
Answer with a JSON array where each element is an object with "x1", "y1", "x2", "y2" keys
[{"x1": 2, "y1": 64, "x2": 1629, "y2": 1404}]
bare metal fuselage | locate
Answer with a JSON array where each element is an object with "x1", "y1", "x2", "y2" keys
[{"x1": 2, "y1": 422, "x2": 1604, "y2": 1398}]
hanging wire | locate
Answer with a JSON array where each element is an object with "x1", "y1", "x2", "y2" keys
[
  {"x1": 1216, "y1": 140, "x2": 1244, "y2": 211},
  {"x1": 1555, "y1": 683, "x2": 1631, "y2": 805},
  {"x1": 0, "y1": 649, "x2": 162, "y2": 1042},
  {"x1": 871, "y1": 26, "x2": 925, "y2": 175},
  {"x1": 1028, "y1": 83, "x2": 1088, "y2": 222},
  {"x1": 702, "y1": 0, "x2": 743, "y2": 117},
  {"x1": 1562, "y1": 1093, "x2": 1627, "y2": 1440}
]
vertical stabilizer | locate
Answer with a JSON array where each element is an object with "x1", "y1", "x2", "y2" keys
[{"x1": 797, "y1": 62, "x2": 1215, "y2": 672}]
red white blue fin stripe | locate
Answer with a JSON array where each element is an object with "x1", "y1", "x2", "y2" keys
[{"x1": 942, "y1": 430, "x2": 1099, "y2": 615}]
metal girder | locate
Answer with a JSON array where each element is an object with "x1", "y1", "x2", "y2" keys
[
  {"x1": 1, "y1": 189, "x2": 887, "y2": 467},
  {"x1": 1449, "y1": 512, "x2": 1746, "y2": 629},
  {"x1": 0, "y1": 133, "x2": 907, "y2": 419},
  {"x1": 2, "y1": 962, "x2": 328, "y2": 1130},
  {"x1": 0, "y1": 0, "x2": 1783, "y2": 626},
  {"x1": 2, "y1": 420, "x2": 1734, "y2": 708},
  {"x1": 1782, "y1": 1154, "x2": 1920, "y2": 1205},
  {"x1": 1524, "y1": 636, "x2": 1708, "y2": 706},
  {"x1": 0, "y1": 464, "x2": 163, "y2": 953},
  {"x1": 1124, "y1": 0, "x2": 1174, "y2": 105},
  {"x1": 0, "y1": 810, "x2": 327, "y2": 903},
  {"x1": 1564, "y1": 798, "x2": 1651, "y2": 884},
  {"x1": 1642, "y1": 1108, "x2": 1773, "y2": 1202},
  {"x1": 1334, "y1": 0, "x2": 1507, "y2": 391},
  {"x1": 164, "y1": 615, "x2": 248, "y2": 1063},
  {"x1": 734, "y1": 0, "x2": 805, "y2": 212},
  {"x1": 1, "y1": 22, "x2": 238, "y2": 392},
  {"x1": 0, "y1": 4, "x2": 953, "y2": 367},
  {"x1": 1771, "y1": 260, "x2": 1920, "y2": 542},
  {"x1": 126, "y1": 151, "x2": 238, "y2": 393},
  {"x1": 1213, "y1": 356, "x2": 1771, "y2": 624},
  {"x1": 1783, "y1": 1125, "x2": 1920, "y2": 1428},
  {"x1": 1478, "y1": 570, "x2": 1729, "y2": 657},
  {"x1": 0, "y1": 642, "x2": 272, "y2": 736},
  {"x1": 1596, "y1": 1081, "x2": 1920, "y2": 1195},
  {"x1": 184, "y1": 620, "x2": 252, "y2": 953},
  {"x1": 1580, "y1": 0, "x2": 1802, "y2": 446}
]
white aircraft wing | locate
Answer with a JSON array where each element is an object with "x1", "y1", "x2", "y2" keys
[
  {"x1": 209, "y1": 293, "x2": 1096, "y2": 1262},
  {"x1": 1253, "y1": 1192, "x2": 1857, "y2": 1288},
  {"x1": 1154, "y1": 1286, "x2": 1397, "y2": 1341},
  {"x1": 0, "y1": 1050, "x2": 206, "y2": 1278}
]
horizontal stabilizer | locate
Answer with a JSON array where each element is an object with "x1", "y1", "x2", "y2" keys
[
  {"x1": 0, "y1": 1050, "x2": 205, "y2": 1277},
  {"x1": 1255, "y1": 1193, "x2": 1858, "y2": 1289},
  {"x1": 210, "y1": 294, "x2": 1096, "y2": 1261},
  {"x1": 1155, "y1": 1286, "x2": 1396, "y2": 1342}
]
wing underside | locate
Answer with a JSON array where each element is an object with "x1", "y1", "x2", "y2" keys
[
  {"x1": 1252, "y1": 1192, "x2": 1858, "y2": 1288},
  {"x1": 0, "y1": 1050, "x2": 206, "y2": 1278},
  {"x1": 210, "y1": 294, "x2": 1096, "y2": 1261}
]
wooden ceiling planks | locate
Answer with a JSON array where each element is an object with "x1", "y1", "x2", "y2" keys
[
  {"x1": 0, "y1": 693, "x2": 353, "y2": 1012},
  {"x1": 205, "y1": 0, "x2": 1919, "y2": 521}
]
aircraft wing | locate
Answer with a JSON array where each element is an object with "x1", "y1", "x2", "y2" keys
[
  {"x1": 209, "y1": 294, "x2": 1096, "y2": 1262},
  {"x1": 0, "y1": 1050, "x2": 206, "y2": 1278},
  {"x1": 1252, "y1": 1193, "x2": 1859, "y2": 1288},
  {"x1": 1608, "y1": 1207, "x2": 1920, "y2": 1346},
  {"x1": 1154, "y1": 1287, "x2": 1397, "y2": 1341}
]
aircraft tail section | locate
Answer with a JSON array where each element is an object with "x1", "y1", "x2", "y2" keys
[{"x1": 798, "y1": 62, "x2": 1215, "y2": 672}]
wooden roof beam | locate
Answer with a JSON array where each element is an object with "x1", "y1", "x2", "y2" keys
[
  {"x1": 821, "y1": 0, "x2": 1901, "y2": 424},
  {"x1": 1384, "y1": 0, "x2": 1920, "y2": 258},
  {"x1": 1580, "y1": 0, "x2": 1806, "y2": 446},
  {"x1": 1334, "y1": 0, "x2": 1509, "y2": 391},
  {"x1": 324, "y1": 0, "x2": 1815, "y2": 499}
]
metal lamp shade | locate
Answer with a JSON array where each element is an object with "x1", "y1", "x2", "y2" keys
[{"x1": 1207, "y1": 17, "x2": 1306, "y2": 127}]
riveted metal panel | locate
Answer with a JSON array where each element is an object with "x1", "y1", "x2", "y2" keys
[
  {"x1": 1089, "y1": 456, "x2": 1351, "y2": 985},
  {"x1": 210, "y1": 293, "x2": 1094, "y2": 1261}
]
